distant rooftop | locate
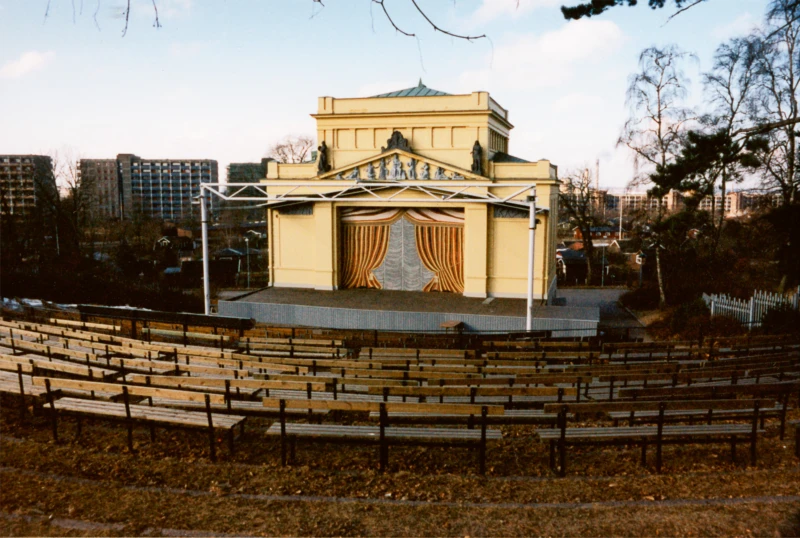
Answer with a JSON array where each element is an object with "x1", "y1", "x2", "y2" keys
[
  {"x1": 372, "y1": 79, "x2": 451, "y2": 98},
  {"x1": 490, "y1": 152, "x2": 530, "y2": 164}
]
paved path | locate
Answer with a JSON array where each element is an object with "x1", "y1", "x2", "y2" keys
[{"x1": 557, "y1": 288, "x2": 647, "y2": 338}]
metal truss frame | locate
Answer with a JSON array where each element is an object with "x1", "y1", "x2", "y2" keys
[
  {"x1": 200, "y1": 181, "x2": 546, "y2": 211},
  {"x1": 198, "y1": 180, "x2": 547, "y2": 330}
]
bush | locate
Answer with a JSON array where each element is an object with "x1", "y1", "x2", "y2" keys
[
  {"x1": 669, "y1": 298, "x2": 710, "y2": 335},
  {"x1": 620, "y1": 285, "x2": 660, "y2": 310},
  {"x1": 760, "y1": 305, "x2": 800, "y2": 335}
]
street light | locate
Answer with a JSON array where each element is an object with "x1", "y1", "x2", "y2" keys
[
  {"x1": 526, "y1": 187, "x2": 537, "y2": 332},
  {"x1": 245, "y1": 237, "x2": 250, "y2": 289}
]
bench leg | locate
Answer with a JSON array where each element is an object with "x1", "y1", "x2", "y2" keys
[
  {"x1": 126, "y1": 422, "x2": 134, "y2": 453},
  {"x1": 750, "y1": 435, "x2": 757, "y2": 467},
  {"x1": 558, "y1": 440, "x2": 566, "y2": 477},
  {"x1": 280, "y1": 434, "x2": 287, "y2": 466},
  {"x1": 549, "y1": 441, "x2": 555, "y2": 470},
  {"x1": 379, "y1": 443, "x2": 388, "y2": 473},
  {"x1": 655, "y1": 441, "x2": 662, "y2": 473},
  {"x1": 228, "y1": 429, "x2": 235, "y2": 456},
  {"x1": 74, "y1": 417, "x2": 82, "y2": 441}
]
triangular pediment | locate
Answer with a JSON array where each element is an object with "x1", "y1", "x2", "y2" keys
[{"x1": 318, "y1": 148, "x2": 485, "y2": 181}]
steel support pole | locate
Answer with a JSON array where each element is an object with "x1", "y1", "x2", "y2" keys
[
  {"x1": 200, "y1": 193, "x2": 211, "y2": 315},
  {"x1": 526, "y1": 187, "x2": 537, "y2": 332}
]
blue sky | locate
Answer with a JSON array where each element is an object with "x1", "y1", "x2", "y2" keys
[{"x1": 0, "y1": 0, "x2": 770, "y2": 190}]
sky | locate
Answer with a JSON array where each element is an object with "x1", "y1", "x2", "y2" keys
[{"x1": 0, "y1": 0, "x2": 772, "y2": 191}]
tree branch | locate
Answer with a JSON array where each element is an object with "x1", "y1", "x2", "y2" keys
[
  {"x1": 370, "y1": 0, "x2": 415, "y2": 37},
  {"x1": 122, "y1": 0, "x2": 131, "y2": 37},
  {"x1": 409, "y1": 0, "x2": 486, "y2": 41},
  {"x1": 663, "y1": 0, "x2": 704, "y2": 24}
]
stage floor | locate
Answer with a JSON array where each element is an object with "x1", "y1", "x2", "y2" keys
[
  {"x1": 220, "y1": 287, "x2": 600, "y2": 334},
  {"x1": 235, "y1": 288, "x2": 550, "y2": 317}
]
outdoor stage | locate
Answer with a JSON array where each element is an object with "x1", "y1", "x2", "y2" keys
[{"x1": 218, "y1": 288, "x2": 599, "y2": 336}]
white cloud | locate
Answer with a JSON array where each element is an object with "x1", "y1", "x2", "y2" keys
[
  {"x1": 458, "y1": 19, "x2": 625, "y2": 91},
  {"x1": 467, "y1": 0, "x2": 562, "y2": 28},
  {"x1": 711, "y1": 12, "x2": 759, "y2": 40},
  {"x1": 0, "y1": 51, "x2": 55, "y2": 80}
]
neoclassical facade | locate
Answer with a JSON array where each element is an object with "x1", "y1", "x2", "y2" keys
[{"x1": 258, "y1": 82, "x2": 559, "y2": 300}]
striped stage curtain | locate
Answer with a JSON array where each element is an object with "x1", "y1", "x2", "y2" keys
[
  {"x1": 340, "y1": 224, "x2": 391, "y2": 289},
  {"x1": 414, "y1": 225, "x2": 464, "y2": 293}
]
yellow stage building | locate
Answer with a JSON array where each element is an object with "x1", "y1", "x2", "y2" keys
[{"x1": 243, "y1": 82, "x2": 559, "y2": 301}]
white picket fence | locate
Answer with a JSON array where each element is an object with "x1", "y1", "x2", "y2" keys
[{"x1": 702, "y1": 286, "x2": 800, "y2": 329}]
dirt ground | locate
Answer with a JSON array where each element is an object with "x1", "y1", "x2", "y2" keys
[{"x1": 1, "y1": 400, "x2": 799, "y2": 537}]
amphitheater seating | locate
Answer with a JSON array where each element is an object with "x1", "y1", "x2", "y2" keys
[
  {"x1": 539, "y1": 399, "x2": 771, "y2": 475},
  {"x1": 3, "y1": 313, "x2": 799, "y2": 475},
  {"x1": 33, "y1": 377, "x2": 244, "y2": 461},
  {"x1": 263, "y1": 398, "x2": 503, "y2": 474}
]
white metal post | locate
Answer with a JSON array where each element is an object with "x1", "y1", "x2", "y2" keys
[
  {"x1": 200, "y1": 192, "x2": 211, "y2": 315},
  {"x1": 245, "y1": 237, "x2": 250, "y2": 289},
  {"x1": 526, "y1": 187, "x2": 537, "y2": 332}
]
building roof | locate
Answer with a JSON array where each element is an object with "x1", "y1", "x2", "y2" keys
[
  {"x1": 490, "y1": 152, "x2": 531, "y2": 164},
  {"x1": 372, "y1": 79, "x2": 451, "y2": 98}
]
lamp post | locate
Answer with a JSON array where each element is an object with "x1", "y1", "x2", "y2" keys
[
  {"x1": 601, "y1": 244, "x2": 605, "y2": 287},
  {"x1": 200, "y1": 193, "x2": 211, "y2": 315},
  {"x1": 526, "y1": 186, "x2": 537, "y2": 333},
  {"x1": 245, "y1": 237, "x2": 251, "y2": 289}
]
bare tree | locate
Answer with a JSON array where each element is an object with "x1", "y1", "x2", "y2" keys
[
  {"x1": 700, "y1": 37, "x2": 760, "y2": 241},
  {"x1": 267, "y1": 135, "x2": 315, "y2": 164},
  {"x1": 618, "y1": 45, "x2": 695, "y2": 307},
  {"x1": 559, "y1": 167, "x2": 606, "y2": 283},
  {"x1": 752, "y1": 0, "x2": 800, "y2": 205}
]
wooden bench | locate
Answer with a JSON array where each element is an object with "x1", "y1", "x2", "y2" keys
[
  {"x1": 608, "y1": 403, "x2": 788, "y2": 429},
  {"x1": 49, "y1": 318, "x2": 121, "y2": 333},
  {"x1": 263, "y1": 398, "x2": 503, "y2": 473},
  {"x1": 367, "y1": 408, "x2": 571, "y2": 427},
  {"x1": 539, "y1": 399, "x2": 769, "y2": 476},
  {"x1": 0, "y1": 368, "x2": 56, "y2": 419},
  {"x1": 0, "y1": 353, "x2": 116, "y2": 381},
  {"x1": 365, "y1": 385, "x2": 579, "y2": 407},
  {"x1": 32, "y1": 377, "x2": 244, "y2": 461}
]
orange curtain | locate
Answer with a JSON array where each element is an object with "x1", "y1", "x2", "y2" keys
[
  {"x1": 415, "y1": 225, "x2": 464, "y2": 293},
  {"x1": 340, "y1": 224, "x2": 390, "y2": 289}
]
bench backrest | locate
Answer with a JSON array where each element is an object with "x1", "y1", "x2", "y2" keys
[
  {"x1": 262, "y1": 397, "x2": 504, "y2": 415},
  {"x1": 543, "y1": 398, "x2": 776, "y2": 414},
  {"x1": 31, "y1": 377, "x2": 226, "y2": 404}
]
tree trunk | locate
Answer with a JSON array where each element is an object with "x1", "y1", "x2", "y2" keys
[{"x1": 655, "y1": 247, "x2": 667, "y2": 308}]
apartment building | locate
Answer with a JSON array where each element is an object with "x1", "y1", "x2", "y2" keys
[
  {"x1": 603, "y1": 189, "x2": 780, "y2": 218},
  {"x1": 0, "y1": 155, "x2": 57, "y2": 220},
  {"x1": 78, "y1": 159, "x2": 121, "y2": 220},
  {"x1": 116, "y1": 154, "x2": 218, "y2": 222}
]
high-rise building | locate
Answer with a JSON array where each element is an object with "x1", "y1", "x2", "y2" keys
[
  {"x1": 0, "y1": 155, "x2": 58, "y2": 221},
  {"x1": 116, "y1": 154, "x2": 218, "y2": 222},
  {"x1": 78, "y1": 159, "x2": 121, "y2": 220},
  {"x1": 227, "y1": 159, "x2": 270, "y2": 190}
]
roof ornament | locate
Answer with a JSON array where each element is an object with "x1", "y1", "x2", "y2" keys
[{"x1": 381, "y1": 130, "x2": 412, "y2": 153}]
